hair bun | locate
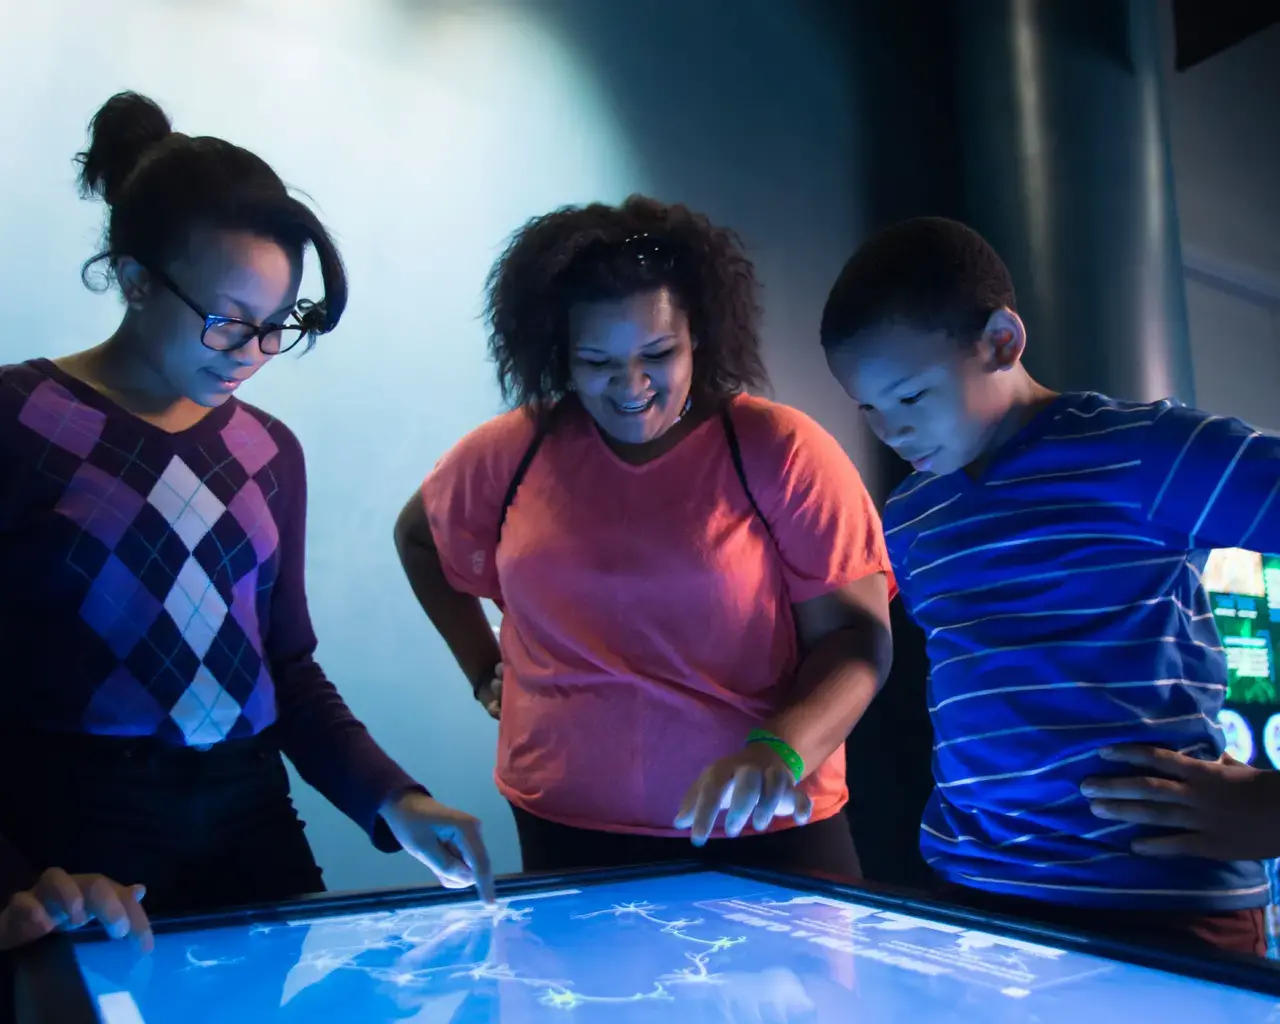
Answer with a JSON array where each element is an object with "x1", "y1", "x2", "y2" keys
[{"x1": 76, "y1": 92, "x2": 173, "y2": 206}]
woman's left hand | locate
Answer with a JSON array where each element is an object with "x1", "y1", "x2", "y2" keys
[
  {"x1": 381, "y1": 790, "x2": 497, "y2": 904},
  {"x1": 675, "y1": 745, "x2": 811, "y2": 847}
]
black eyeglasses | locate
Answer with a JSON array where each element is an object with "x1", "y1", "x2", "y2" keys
[{"x1": 149, "y1": 267, "x2": 324, "y2": 356}]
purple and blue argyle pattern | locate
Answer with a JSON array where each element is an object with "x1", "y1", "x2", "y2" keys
[{"x1": 12, "y1": 375, "x2": 286, "y2": 746}]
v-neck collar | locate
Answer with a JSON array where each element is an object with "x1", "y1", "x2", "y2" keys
[
  {"x1": 33, "y1": 358, "x2": 239, "y2": 444},
  {"x1": 576, "y1": 394, "x2": 725, "y2": 475}
]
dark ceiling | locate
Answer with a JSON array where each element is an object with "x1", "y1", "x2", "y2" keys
[{"x1": 1174, "y1": 0, "x2": 1280, "y2": 70}]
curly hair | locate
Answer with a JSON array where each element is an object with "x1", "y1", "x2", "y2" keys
[{"x1": 484, "y1": 194, "x2": 767, "y2": 408}]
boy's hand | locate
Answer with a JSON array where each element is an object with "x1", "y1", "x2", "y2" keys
[{"x1": 1082, "y1": 745, "x2": 1280, "y2": 861}]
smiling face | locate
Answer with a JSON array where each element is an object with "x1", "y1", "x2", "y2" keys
[
  {"x1": 826, "y1": 311, "x2": 1025, "y2": 476},
  {"x1": 568, "y1": 286, "x2": 696, "y2": 446},
  {"x1": 119, "y1": 228, "x2": 303, "y2": 408}
]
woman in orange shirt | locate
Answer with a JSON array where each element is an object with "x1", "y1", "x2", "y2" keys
[{"x1": 395, "y1": 196, "x2": 893, "y2": 877}]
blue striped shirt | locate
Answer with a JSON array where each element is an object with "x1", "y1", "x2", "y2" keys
[{"x1": 886, "y1": 392, "x2": 1278, "y2": 910}]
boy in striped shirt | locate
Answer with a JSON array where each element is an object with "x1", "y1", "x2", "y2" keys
[{"x1": 821, "y1": 217, "x2": 1280, "y2": 956}]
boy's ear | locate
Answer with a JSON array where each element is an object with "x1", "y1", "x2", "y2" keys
[{"x1": 978, "y1": 307, "x2": 1026, "y2": 371}]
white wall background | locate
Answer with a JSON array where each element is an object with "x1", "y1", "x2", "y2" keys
[
  {"x1": 0, "y1": 0, "x2": 864, "y2": 892},
  {"x1": 1167, "y1": 23, "x2": 1280, "y2": 432}
]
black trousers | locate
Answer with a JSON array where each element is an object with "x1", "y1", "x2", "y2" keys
[
  {"x1": 512, "y1": 803, "x2": 863, "y2": 881},
  {"x1": 0, "y1": 727, "x2": 324, "y2": 918}
]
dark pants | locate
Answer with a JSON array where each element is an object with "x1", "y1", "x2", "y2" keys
[
  {"x1": 942, "y1": 884, "x2": 1268, "y2": 958},
  {"x1": 511, "y1": 803, "x2": 863, "y2": 880},
  {"x1": 0, "y1": 727, "x2": 324, "y2": 918}
]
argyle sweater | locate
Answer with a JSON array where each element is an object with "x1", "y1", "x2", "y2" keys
[{"x1": 0, "y1": 359, "x2": 418, "y2": 898}]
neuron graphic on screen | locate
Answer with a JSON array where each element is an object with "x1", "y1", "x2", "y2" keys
[
  {"x1": 246, "y1": 897, "x2": 751, "y2": 1011},
  {"x1": 161, "y1": 885, "x2": 1094, "y2": 1015}
]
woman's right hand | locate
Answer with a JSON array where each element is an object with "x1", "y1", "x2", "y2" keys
[
  {"x1": 0, "y1": 867, "x2": 152, "y2": 952},
  {"x1": 476, "y1": 663, "x2": 503, "y2": 720}
]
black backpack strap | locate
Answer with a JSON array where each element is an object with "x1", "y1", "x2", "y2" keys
[
  {"x1": 497, "y1": 405, "x2": 557, "y2": 544},
  {"x1": 721, "y1": 408, "x2": 777, "y2": 545}
]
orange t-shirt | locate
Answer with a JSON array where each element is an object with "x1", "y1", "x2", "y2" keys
[{"x1": 421, "y1": 395, "x2": 893, "y2": 837}]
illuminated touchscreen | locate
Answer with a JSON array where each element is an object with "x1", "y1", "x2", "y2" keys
[{"x1": 71, "y1": 871, "x2": 1279, "y2": 1023}]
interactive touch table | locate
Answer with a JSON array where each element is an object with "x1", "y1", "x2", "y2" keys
[{"x1": 12, "y1": 863, "x2": 1280, "y2": 1022}]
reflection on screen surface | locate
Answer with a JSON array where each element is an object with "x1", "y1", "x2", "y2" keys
[{"x1": 71, "y1": 872, "x2": 1280, "y2": 1023}]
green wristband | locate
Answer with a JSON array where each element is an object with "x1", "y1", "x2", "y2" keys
[{"x1": 746, "y1": 729, "x2": 804, "y2": 785}]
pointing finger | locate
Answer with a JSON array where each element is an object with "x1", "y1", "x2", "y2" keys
[{"x1": 451, "y1": 821, "x2": 496, "y2": 906}]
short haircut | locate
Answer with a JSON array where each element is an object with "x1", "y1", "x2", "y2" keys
[
  {"x1": 77, "y1": 91, "x2": 347, "y2": 343},
  {"x1": 820, "y1": 217, "x2": 1016, "y2": 350}
]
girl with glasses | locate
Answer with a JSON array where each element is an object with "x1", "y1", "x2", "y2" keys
[{"x1": 0, "y1": 92, "x2": 494, "y2": 954}]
